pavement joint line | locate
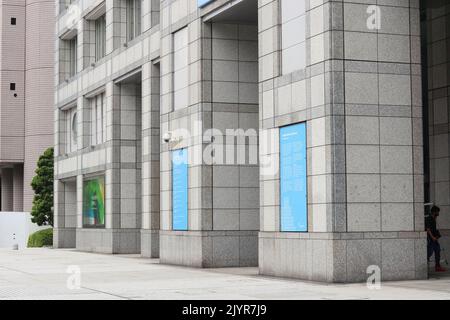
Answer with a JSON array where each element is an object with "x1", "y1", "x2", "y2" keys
[
  {"x1": 0, "y1": 265, "x2": 35, "y2": 276},
  {"x1": 80, "y1": 286, "x2": 132, "y2": 300}
]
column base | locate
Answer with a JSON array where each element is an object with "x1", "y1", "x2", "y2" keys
[
  {"x1": 160, "y1": 230, "x2": 258, "y2": 268},
  {"x1": 259, "y1": 231, "x2": 428, "y2": 283},
  {"x1": 140, "y1": 229, "x2": 159, "y2": 258},
  {"x1": 76, "y1": 228, "x2": 140, "y2": 254},
  {"x1": 53, "y1": 228, "x2": 76, "y2": 248}
]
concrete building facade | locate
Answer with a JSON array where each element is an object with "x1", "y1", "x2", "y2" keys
[
  {"x1": 53, "y1": 0, "x2": 448, "y2": 282},
  {"x1": 0, "y1": 0, "x2": 54, "y2": 213}
]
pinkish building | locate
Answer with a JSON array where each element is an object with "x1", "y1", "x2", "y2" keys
[{"x1": 0, "y1": 0, "x2": 54, "y2": 212}]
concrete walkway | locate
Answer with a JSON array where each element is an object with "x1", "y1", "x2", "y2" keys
[{"x1": 0, "y1": 248, "x2": 449, "y2": 300}]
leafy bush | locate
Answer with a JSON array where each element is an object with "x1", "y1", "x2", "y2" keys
[
  {"x1": 31, "y1": 147, "x2": 54, "y2": 226},
  {"x1": 27, "y1": 228, "x2": 53, "y2": 248}
]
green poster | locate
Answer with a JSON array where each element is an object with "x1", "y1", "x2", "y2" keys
[{"x1": 83, "y1": 177, "x2": 105, "y2": 227}]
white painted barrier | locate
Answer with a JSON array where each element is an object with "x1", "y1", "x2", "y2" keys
[{"x1": 0, "y1": 212, "x2": 50, "y2": 249}]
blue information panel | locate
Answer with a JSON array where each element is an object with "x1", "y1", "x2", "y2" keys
[
  {"x1": 172, "y1": 148, "x2": 188, "y2": 231},
  {"x1": 198, "y1": 0, "x2": 215, "y2": 7},
  {"x1": 280, "y1": 123, "x2": 308, "y2": 232}
]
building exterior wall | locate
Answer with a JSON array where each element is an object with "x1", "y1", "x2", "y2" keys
[
  {"x1": 0, "y1": 1, "x2": 25, "y2": 164},
  {"x1": 0, "y1": 0, "x2": 54, "y2": 213},
  {"x1": 259, "y1": 0, "x2": 427, "y2": 282},
  {"x1": 425, "y1": 0, "x2": 450, "y2": 260},
  {"x1": 24, "y1": 0, "x2": 56, "y2": 211},
  {"x1": 258, "y1": 0, "x2": 343, "y2": 281},
  {"x1": 54, "y1": 0, "x2": 159, "y2": 253},
  {"x1": 54, "y1": 0, "x2": 430, "y2": 282}
]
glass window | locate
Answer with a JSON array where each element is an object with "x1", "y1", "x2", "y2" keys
[
  {"x1": 69, "y1": 37, "x2": 77, "y2": 77},
  {"x1": 83, "y1": 176, "x2": 106, "y2": 228},
  {"x1": 95, "y1": 15, "x2": 106, "y2": 61},
  {"x1": 172, "y1": 148, "x2": 188, "y2": 231},
  {"x1": 65, "y1": 107, "x2": 77, "y2": 153},
  {"x1": 281, "y1": 0, "x2": 306, "y2": 74},
  {"x1": 173, "y1": 27, "x2": 189, "y2": 110},
  {"x1": 72, "y1": 111, "x2": 78, "y2": 143},
  {"x1": 90, "y1": 93, "x2": 107, "y2": 145},
  {"x1": 126, "y1": 0, "x2": 142, "y2": 41},
  {"x1": 280, "y1": 123, "x2": 308, "y2": 232}
]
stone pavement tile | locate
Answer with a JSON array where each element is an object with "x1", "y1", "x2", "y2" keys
[{"x1": 0, "y1": 249, "x2": 450, "y2": 300}]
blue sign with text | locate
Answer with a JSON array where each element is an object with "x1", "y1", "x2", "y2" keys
[
  {"x1": 198, "y1": 0, "x2": 215, "y2": 7},
  {"x1": 172, "y1": 148, "x2": 188, "y2": 231},
  {"x1": 280, "y1": 123, "x2": 308, "y2": 232}
]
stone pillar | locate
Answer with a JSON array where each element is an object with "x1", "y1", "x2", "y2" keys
[
  {"x1": 1, "y1": 168, "x2": 14, "y2": 211},
  {"x1": 81, "y1": 18, "x2": 95, "y2": 70},
  {"x1": 259, "y1": 0, "x2": 343, "y2": 281},
  {"x1": 159, "y1": 5, "x2": 260, "y2": 268},
  {"x1": 425, "y1": 0, "x2": 450, "y2": 263},
  {"x1": 339, "y1": 0, "x2": 425, "y2": 282},
  {"x1": 141, "y1": 0, "x2": 159, "y2": 30},
  {"x1": 106, "y1": 0, "x2": 126, "y2": 54},
  {"x1": 118, "y1": 81, "x2": 142, "y2": 251},
  {"x1": 141, "y1": 62, "x2": 161, "y2": 258},
  {"x1": 258, "y1": 0, "x2": 427, "y2": 282}
]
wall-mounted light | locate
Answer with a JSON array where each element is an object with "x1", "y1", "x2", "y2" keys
[
  {"x1": 163, "y1": 132, "x2": 172, "y2": 143},
  {"x1": 163, "y1": 131, "x2": 183, "y2": 144}
]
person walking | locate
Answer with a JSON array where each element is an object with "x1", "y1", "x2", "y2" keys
[{"x1": 426, "y1": 206, "x2": 447, "y2": 272}]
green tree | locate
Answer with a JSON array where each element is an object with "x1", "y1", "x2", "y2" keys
[{"x1": 31, "y1": 147, "x2": 54, "y2": 226}]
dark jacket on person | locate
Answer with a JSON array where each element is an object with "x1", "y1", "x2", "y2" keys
[{"x1": 425, "y1": 215, "x2": 441, "y2": 240}]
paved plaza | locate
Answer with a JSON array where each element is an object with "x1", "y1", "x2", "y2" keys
[{"x1": 0, "y1": 248, "x2": 449, "y2": 300}]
